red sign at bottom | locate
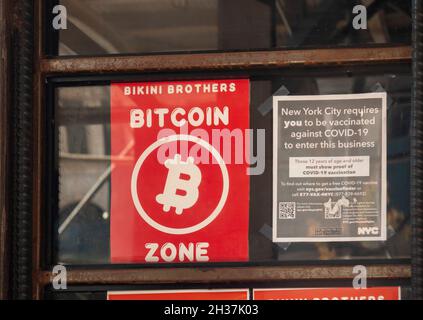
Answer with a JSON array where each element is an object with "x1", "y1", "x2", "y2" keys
[
  {"x1": 107, "y1": 289, "x2": 249, "y2": 300},
  {"x1": 253, "y1": 287, "x2": 400, "y2": 300}
]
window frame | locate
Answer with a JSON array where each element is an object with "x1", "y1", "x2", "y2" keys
[
  {"x1": 0, "y1": 0, "x2": 11, "y2": 300},
  {"x1": 1, "y1": 0, "x2": 415, "y2": 299}
]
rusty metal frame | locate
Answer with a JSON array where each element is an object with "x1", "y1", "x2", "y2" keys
[
  {"x1": 32, "y1": 0, "x2": 43, "y2": 300},
  {"x1": 412, "y1": 0, "x2": 423, "y2": 300},
  {"x1": 0, "y1": 0, "x2": 11, "y2": 300},
  {"x1": 25, "y1": 1, "x2": 414, "y2": 300},
  {"x1": 38, "y1": 264, "x2": 410, "y2": 286},
  {"x1": 8, "y1": 0, "x2": 36, "y2": 300},
  {"x1": 41, "y1": 46, "x2": 411, "y2": 75}
]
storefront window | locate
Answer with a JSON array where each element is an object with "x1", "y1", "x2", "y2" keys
[
  {"x1": 45, "y1": 0, "x2": 411, "y2": 56},
  {"x1": 52, "y1": 65, "x2": 411, "y2": 265},
  {"x1": 1, "y1": 0, "x2": 415, "y2": 301}
]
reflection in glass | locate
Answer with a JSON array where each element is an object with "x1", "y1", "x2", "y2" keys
[
  {"x1": 47, "y1": 0, "x2": 411, "y2": 56},
  {"x1": 55, "y1": 67, "x2": 411, "y2": 264}
]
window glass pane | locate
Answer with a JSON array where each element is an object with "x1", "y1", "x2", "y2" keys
[
  {"x1": 51, "y1": 65, "x2": 411, "y2": 265},
  {"x1": 46, "y1": 0, "x2": 412, "y2": 56}
]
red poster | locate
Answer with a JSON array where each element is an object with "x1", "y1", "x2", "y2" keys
[
  {"x1": 110, "y1": 79, "x2": 250, "y2": 263},
  {"x1": 107, "y1": 289, "x2": 249, "y2": 300},
  {"x1": 253, "y1": 287, "x2": 401, "y2": 300}
]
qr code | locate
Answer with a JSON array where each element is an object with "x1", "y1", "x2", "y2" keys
[{"x1": 279, "y1": 202, "x2": 296, "y2": 219}]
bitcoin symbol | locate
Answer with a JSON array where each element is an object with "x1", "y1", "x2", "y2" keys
[{"x1": 156, "y1": 154, "x2": 202, "y2": 215}]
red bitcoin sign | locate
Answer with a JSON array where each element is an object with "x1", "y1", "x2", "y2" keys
[
  {"x1": 107, "y1": 289, "x2": 249, "y2": 300},
  {"x1": 110, "y1": 79, "x2": 250, "y2": 263},
  {"x1": 253, "y1": 287, "x2": 401, "y2": 300}
]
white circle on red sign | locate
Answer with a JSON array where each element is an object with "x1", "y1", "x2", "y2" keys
[{"x1": 131, "y1": 134, "x2": 229, "y2": 235}]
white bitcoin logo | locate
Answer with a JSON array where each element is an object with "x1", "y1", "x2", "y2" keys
[
  {"x1": 156, "y1": 154, "x2": 201, "y2": 214},
  {"x1": 131, "y1": 135, "x2": 229, "y2": 235}
]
